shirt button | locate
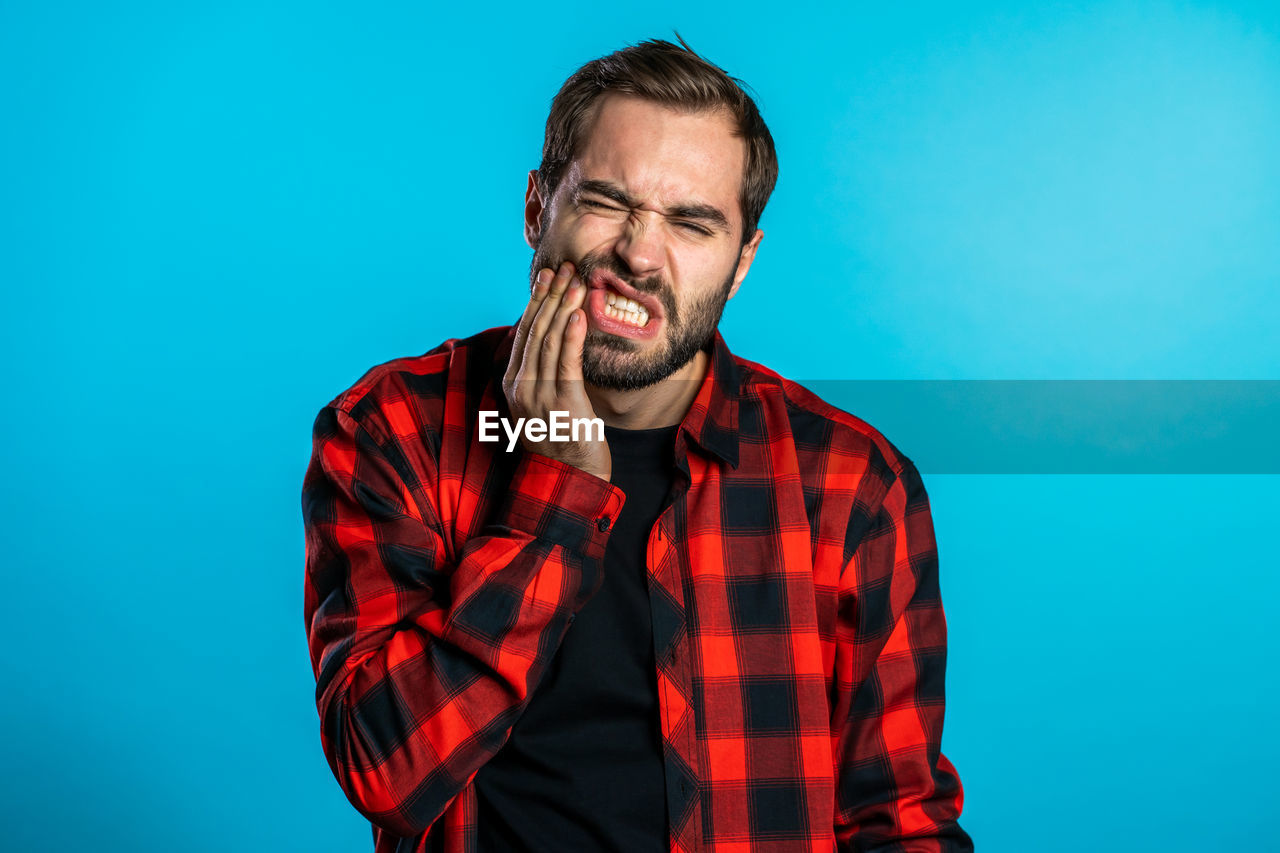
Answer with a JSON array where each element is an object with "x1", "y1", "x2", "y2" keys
[{"x1": 597, "y1": 516, "x2": 611, "y2": 532}]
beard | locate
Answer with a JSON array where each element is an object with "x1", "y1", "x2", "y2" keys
[{"x1": 528, "y1": 243, "x2": 736, "y2": 392}]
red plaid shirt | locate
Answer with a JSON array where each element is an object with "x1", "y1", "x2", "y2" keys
[{"x1": 302, "y1": 325, "x2": 970, "y2": 852}]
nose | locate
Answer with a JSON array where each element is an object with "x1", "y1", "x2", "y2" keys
[{"x1": 612, "y1": 211, "x2": 666, "y2": 279}]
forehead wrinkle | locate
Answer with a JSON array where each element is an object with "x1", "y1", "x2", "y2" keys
[{"x1": 566, "y1": 97, "x2": 744, "y2": 232}]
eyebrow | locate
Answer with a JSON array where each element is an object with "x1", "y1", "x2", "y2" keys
[{"x1": 573, "y1": 179, "x2": 732, "y2": 233}]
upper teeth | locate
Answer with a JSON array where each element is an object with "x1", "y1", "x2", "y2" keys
[{"x1": 605, "y1": 291, "x2": 650, "y2": 327}]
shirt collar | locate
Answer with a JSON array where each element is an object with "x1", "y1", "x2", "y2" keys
[
  {"x1": 491, "y1": 326, "x2": 741, "y2": 470},
  {"x1": 676, "y1": 331, "x2": 741, "y2": 469}
]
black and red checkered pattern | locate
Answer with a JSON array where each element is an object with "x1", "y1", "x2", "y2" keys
[{"x1": 303, "y1": 325, "x2": 971, "y2": 852}]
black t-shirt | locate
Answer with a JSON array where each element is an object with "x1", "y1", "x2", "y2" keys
[{"x1": 473, "y1": 424, "x2": 678, "y2": 852}]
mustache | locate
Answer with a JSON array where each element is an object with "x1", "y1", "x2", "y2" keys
[
  {"x1": 574, "y1": 253, "x2": 664, "y2": 296},
  {"x1": 567, "y1": 251, "x2": 680, "y2": 325},
  {"x1": 528, "y1": 241, "x2": 681, "y2": 325}
]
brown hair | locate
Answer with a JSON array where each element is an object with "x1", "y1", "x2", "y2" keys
[{"x1": 537, "y1": 36, "x2": 778, "y2": 244}]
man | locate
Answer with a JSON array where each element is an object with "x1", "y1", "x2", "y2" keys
[{"x1": 303, "y1": 38, "x2": 971, "y2": 852}]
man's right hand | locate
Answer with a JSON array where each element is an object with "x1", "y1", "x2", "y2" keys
[{"x1": 502, "y1": 261, "x2": 612, "y2": 482}]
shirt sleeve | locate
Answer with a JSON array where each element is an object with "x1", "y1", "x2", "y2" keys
[
  {"x1": 831, "y1": 458, "x2": 972, "y2": 852},
  {"x1": 302, "y1": 404, "x2": 625, "y2": 838}
]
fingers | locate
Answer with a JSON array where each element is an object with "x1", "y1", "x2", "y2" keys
[
  {"x1": 505, "y1": 261, "x2": 581, "y2": 412},
  {"x1": 508, "y1": 267, "x2": 552, "y2": 380},
  {"x1": 557, "y1": 306, "x2": 587, "y2": 393},
  {"x1": 505, "y1": 263, "x2": 567, "y2": 390},
  {"x1": 498, "y1": 262, "x2": 608, "y2": 479},
  {"x1": 525, "y1": 262, "x2": 575, "y2": 378},
  {"x1": 539, "y1": 273, "x2": 585, "y2": 382}
]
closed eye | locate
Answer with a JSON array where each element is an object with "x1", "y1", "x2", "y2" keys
[
  {"x1": 580, "y1": 199, "x2": 622, "y2": 212},
  {"x1": 674, "y1": 221, "x2": 712, "y2": 236},
  {"x1": 581, "y1": 195, "x2": 713, "y2": 236}
]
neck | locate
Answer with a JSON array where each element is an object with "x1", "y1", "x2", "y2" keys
[{"x1": 585, "y1": 350, "x2": 709, "y2": 430}]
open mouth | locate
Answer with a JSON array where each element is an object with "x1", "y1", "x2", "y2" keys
[
  {"x1": 602, "y1": 290, "x2": 650, "y2": 327},
  {"x1": 585, "y1": 271, "x2": 664, "y2": 340}
]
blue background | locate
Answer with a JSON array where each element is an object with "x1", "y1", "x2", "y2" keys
[{"x1": 2, "y1": 1, "x2": 1277, "y2": 850}]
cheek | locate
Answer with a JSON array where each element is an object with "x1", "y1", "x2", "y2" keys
[
  {"x1": 577, "y1": 216, "x2": 630, "y2": 250},
  {"x1": 679, "y1": 249, "x2": 739, "y2": 293},
  {"x1": 544, "y1": 214, "x2": 615, "y2": 258}
]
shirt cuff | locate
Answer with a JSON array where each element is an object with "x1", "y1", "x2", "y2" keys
[{"x1": 498, "y1": 451, "x2": 626, "y2": 563}]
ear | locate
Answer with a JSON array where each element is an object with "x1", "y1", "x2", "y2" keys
[
  {"x1": 726, "y1": 229, "x2": 764, "y2": 300},
  {"x1": 524, "y1": 170, "x2": 545, "y2": 249}
]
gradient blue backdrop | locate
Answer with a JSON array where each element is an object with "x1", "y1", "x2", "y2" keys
[{"x1": 3, "y1": 1, "x2": 1277, "y2": 850}]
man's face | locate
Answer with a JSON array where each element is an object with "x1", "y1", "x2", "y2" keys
[{"x1": 526, "y1": 94, "x2": 763, "y2": 391}]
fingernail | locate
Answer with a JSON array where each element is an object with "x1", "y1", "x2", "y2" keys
[
  {"x1": 559, "y1": 261, "x2": 573, "y2": 276},
  {"x1": 570, "y1": 276, "x2": 583, "y2": 288},
  {"x1": 536, "y1": 269, "x2": 552, "y2": 286}
]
